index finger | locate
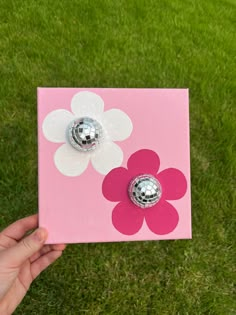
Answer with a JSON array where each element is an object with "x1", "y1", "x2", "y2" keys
[{"x1": 1, "y1": 214, "x2": 38, "y2": 241}]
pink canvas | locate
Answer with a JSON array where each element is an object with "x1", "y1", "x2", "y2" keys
[{"x1": 38, "y1": 88, "x2": 191, "y2": 244}]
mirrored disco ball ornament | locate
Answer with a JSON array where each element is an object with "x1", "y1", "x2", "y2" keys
[
  {"x1": 128, "y1": 174, "x2": 162, "y2": 208},
  {"x1": 67, "y1": 117, "x2": 103, "y2": 152}
]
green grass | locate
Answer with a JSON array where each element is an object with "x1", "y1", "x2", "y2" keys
[{"x1": 0, "y1": 0, "x2": 235, "y2": 314}]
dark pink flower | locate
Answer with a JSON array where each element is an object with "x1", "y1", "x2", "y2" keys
[{"x1": 102, "y1": 149, "x2": 187, "y2": 235}]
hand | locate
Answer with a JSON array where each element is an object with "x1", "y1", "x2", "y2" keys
[{"x1": 0, "y1": 214, "x2": 66, "y2": 315}]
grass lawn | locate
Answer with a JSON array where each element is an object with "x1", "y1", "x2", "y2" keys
[{"x1": 0, "y1": 0, "x2": 235, "y2": 314}]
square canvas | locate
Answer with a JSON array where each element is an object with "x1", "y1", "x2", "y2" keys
[{"x1": 38, "y1": 88, "x2": 191, "y2": 244}]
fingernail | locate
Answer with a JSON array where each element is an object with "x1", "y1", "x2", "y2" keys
[{"x1": 33, "y1": 228, "x2": 47, "y2": 242}]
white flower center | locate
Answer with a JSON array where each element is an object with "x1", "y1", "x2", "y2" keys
[
  {"x1": 67, "y1": 117, "x2": 103, "y2": 152},
  {"x1": 128, "y1": 174, "x2": 162, "y2": 208}
]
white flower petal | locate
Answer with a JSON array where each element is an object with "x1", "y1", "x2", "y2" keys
[
  {"x1": 54, "y1": 143, "x2": 90, "y2": 176},
  {"x1": 102, "y1": 109, "x2": 133, "y2": 141},
  {"x1": 42, "y1": 109, "x2": 74, "y2": 143},
  {"x1": 91, "y1": 141, "x2": 123, "y2": 175},
  {"x1": 71, "y1": 91, "x2": 104, "y2": 118}
]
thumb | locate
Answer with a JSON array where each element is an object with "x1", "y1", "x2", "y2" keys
[{"x1": 3, "y1": 228, "x2": 48, "y2": 267}]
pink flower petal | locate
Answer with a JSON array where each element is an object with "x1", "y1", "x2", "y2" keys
[
  {"x1": 102, "y1": 167, "x2": 131, "y2": 202},
  {"x1": 127, "y1": 149, "x2": 160, "y2": 175},
  {"x1": 112, "y1": 202, "x2": 144, "y2": 235},
  {"x1": 145, "y1": 200, "x2": 179, "y2": 235},
  {"x1": 156, "y1": 168, "x2": 187, "y2": 200}
]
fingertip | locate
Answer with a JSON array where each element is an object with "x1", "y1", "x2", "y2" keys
[
  {"x1": 58, "y1": 244, "x2": 67, "y2": 250},
  {"x1": 33, "y1": 228, "x2": 48, "y2": 243},
  {"x1": 52, "y1": 244, "x2": 67, "y2": 251},
  {"x1": 51, "y1": 250, "x2": 63, "y2": 261}
]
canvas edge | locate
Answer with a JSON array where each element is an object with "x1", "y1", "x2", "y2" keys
[{"x1": 38, "y1": 87, "x2": 192, "y2": 244}]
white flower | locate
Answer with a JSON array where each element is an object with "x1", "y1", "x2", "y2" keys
[{"x1": 42, "y1": 91, "x2": 133, "y2": 176}]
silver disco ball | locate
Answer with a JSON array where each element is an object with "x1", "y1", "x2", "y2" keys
[
  {"x1": 128, "y1": 174, "x2": 162, "y2": 208},
  {"x1": 67, "y1": 117, "x2": 103, "y2": 152}
]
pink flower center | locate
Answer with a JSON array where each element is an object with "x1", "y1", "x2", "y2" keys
[{"x1": 128, "y1": 174, "x2": 162, "y2": 209}]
